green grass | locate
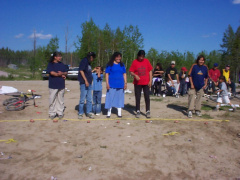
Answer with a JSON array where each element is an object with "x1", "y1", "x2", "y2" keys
[
  {"x1": 151, "y1": 97, "x2": 163, "y2": 102},
  {"x1": 201, "y1": 114, "x2": 213, "y2": 119}
]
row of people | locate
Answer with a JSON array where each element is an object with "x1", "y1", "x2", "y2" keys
[{"x1": 46, "y1": 51, "x2": 237, "y2": 120}]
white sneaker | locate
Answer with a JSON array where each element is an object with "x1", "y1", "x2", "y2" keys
[
  {"x1": 95, "y1": 113, "x2": 100, "y2": 116},
  {"x1": 196, "y1": 111, "x2": 202, "y2": 117},
  {"x1": 188, "y1": 111, "x2": 192, "y2": 118}
]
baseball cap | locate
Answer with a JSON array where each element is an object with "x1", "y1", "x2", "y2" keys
[
  {"x1": 171, "y1": 61, "x2": 175, "y2": 65},
  {"x1": 213, "y1": 63, "x2": 218, "y2": 67},
  {"x1": 181, "y1": 67, "x2": 188, "y2": 71},
  {"x1": 226, "y1": 64, "x2": 230, "y2": 67}
]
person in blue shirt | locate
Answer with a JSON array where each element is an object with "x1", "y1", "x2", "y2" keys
[
  {"x1": 105, "y1": 52, "x2": 127, "y2": 118},
  {"x1": 92, "y1": 66, "x2": 104, "y2": 115},
  {"x1": 187, "y1": 55, "x2": 208, "y2": 118},
  {"x1": 78, "y1": 52, "x2": 96, "y2": 119},
  {"x1": 46, "y1": 52, "x2": 67, "y2": 120}
]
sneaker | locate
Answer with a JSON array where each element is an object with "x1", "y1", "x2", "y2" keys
[
  {"x1": 196, "y1": 111, "x2": 202, "y2": 117},
  {"x1": 78, "y1": 114, "x2": 83, "y2": 119},
  {"x1": 95, "y1": 113, "x2": 100, "y2": 116},
  {"x1": 136, "y1": 110, "x2": 141, "y2": 118},
  {"x1": 49, "y1": 115, "x2": 56, "y2": 120},
  {"x1": 232, "y1": 107, "x2": 236, "y2": 112},
  {"x1": 188, "y1": 111, "x2": 192, "y2": 118},
  {"x1": 58, "y1": 115, "x2": 64, "y2": 119},
  {"x1": 146, "y1": 111, "x2": 151, "y2": 118},
  {"x1": 87, "y1": 113, "x2": 94, "y2": 119}
]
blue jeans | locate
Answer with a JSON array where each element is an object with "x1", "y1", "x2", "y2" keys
[
  {"x1": 79, "y1": 84, "x2": 93, "y2": 115},
  {"x1": 92, "y1": 91, "x2": 102, "y2": 114}
]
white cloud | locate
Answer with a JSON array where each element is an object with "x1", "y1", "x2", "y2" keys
[
  {"x1": 232, "y1": 0, "x2": 240, "y2": 4},
  {"x1": 201, "y1": 32, "x2": 217, "y2": 38},
  {"x1": 15, "y1": 33, "x2": 24, "y2": 38},
  {"x1": 28, "y1": 32, "x2": 52, "y2": 39}
]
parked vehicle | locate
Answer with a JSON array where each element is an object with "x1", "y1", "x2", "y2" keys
[
  {"x1": 67, "y1": 67, "x2": 79, "y2": 80},
  {"x1": 42, "y1": 69, "x2": 49, "y2": 80}
]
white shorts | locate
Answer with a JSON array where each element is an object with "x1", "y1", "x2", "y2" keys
[{"x1": 217, "y1": 96, "x2": 230, "y2": 104}]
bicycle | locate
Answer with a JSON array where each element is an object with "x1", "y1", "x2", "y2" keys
[{"x1": 3, "y1": 90, "x2": 40, "y2": 111}]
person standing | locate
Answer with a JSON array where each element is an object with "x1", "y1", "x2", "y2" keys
[
  {"x1": 152, "y1": 63, "x2": 164, "y2": 96},
  {"x1": 78, "y1": 52, "x2": 96, "y2": 119},
  {"x1": 105, "y1": 52, "x2": 127, "y2": 118},
  {"x1": 187, "y1": 55, "x2": 208, "y2": 118},
  {"x1": 46, "y1": 52, "x2": 67, "y2": 120},
  {"x1": 179, "y1": 67, "x2": 188, "y2": 96},
  {"x1": 222, "y1": 65, "x2": 236, "y2": 96},
  {"x1": 92, "y1": 66, "x2": 104, "y2": 116},
  {"x1": 165, "y1": 61, "x2": 180, "y2": 96},
  {"x1": 129, "y1": 50, "x2": 153, "y2": 118},
  {"x1": 209, "y1": 63, "x2": 221, "y2": 93}
]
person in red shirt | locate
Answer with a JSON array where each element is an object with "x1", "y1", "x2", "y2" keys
[
  {"x1": 129, "y1": 50, "x2": 153, "y2": 118},
  {"x1": 209, "y1": 63, "x2": 221, "y2": 93}
]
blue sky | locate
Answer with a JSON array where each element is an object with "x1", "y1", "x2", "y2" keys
[{"x1": 0, "y1": 0, "x2": 240, "y2": 55}]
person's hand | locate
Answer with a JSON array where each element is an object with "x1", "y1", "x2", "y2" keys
[
  {"x1": 106, "y1": 83, "x2": 110, "y2": 90},
  {"x1": 62, "y1": 75, "x2": 66, "y2": 79},
  {"x1": 148, "y1": 81, "x2": 152, "y2": 88},
  {"x1": 203, "y1": 85, "x2": 207, "y2": 90},
  {"x1": 85, "y1": 80, "x2": 89, "y2": 87},
  {"x1": 124, "y1": 83, "x2": 127, "y2": 90},
  {"x1": 135, "y1": 75, "x2": 140, "y2": 81},
  {"x1": 191, "y1": 84, "x2": 195, "y2": 89},
  {"x1": 177, "y1": 80, "x2": 180, "y2": 84},
  {"x1": 57, "y1": 71, "x2": 63, "y2": 76}
]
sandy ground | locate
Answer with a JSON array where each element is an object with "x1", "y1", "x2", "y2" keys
[{"x1": 0, "y1": 80, "x2": 240, "y2": 180}]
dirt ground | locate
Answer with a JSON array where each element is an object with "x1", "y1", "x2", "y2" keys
[{"x1": 0, "y1": 80, "x2": 240, "y2": 180}]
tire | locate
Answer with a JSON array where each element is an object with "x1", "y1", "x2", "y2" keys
[
  {"x1": 6, "y1": 101, "x2": 25, "y2": 111},
  {"x1": 3, "y1": 97, "x2": 20, "y2": 106}
]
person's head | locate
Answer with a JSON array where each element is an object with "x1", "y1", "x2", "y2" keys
[
  {"x1": 107, "y1": 52, "x2": 123, "y2": 67},
  {"x1": 137, "y1": 50, "x2": 145, "y2": 62},
  {"x1": 156, "y1": 63, "x2": 162, "y2": 70},
  {"x1": 225, "y1": 64, "x2": 230, "y2": 71},
  {"x1": 196, "y1": 55, "x2": 205, "y2": 66},
  {"x1": 213, "y1": 63, "x2": 218, "y2": 69},
  {"x1": 50, "y1": 51, "x2": 62, "y2": 63},
  {"x1": 219, "y1": 76, "x2": 225, "y2": 83},
  {"x1": 170, "y1": 61, "x2": 175, "y2": 68},
  {"x1": 181, "y1": 67, "x2": 187, "y2": 72},
  {"x1": 87, "y1": 52, "x2": 96, "y2": 62},
  {"x1": 96, "y1": 66, "x2": 103, "y2": 73}
]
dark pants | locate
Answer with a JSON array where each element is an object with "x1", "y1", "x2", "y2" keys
[
  {"x1": 179, "y1": 80, "x2": 186, "y2": 96},
  {"x1": 227, "y1": 82, "x2": 236, "y2": 94},
  {"x1": 154, "y1": 80, "x2": 162, "y2": 95},
  {"x1": 134, "y1": 85, "x2": 150, "y2": 112}
]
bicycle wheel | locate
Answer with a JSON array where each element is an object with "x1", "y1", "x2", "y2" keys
[
  {"x1": 6, "y1": 101, "x2": 25, "y2": 111},
  {"x1": 3, "y1": 97, "x2": 20, "y2": 106}
]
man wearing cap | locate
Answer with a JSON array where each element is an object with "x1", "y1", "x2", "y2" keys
[
  {"x1": 78, "y1": 52, "x2": 96, "y2": 119},
  {"x1": 222, "y1": 65, "x2": 236, "y2": 95},
  {"x1": 165, "y1": 61, "x2": 179, "y2": 95},
  {"x1": 209, "y1": 63, "x2": 221, "y2": 93}
]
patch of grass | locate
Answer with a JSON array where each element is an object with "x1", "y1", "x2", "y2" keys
[
  {"x1": 201, "y1": 104, "x2": 214, "y2": 111},
  {"x1": 151, "y1": 98, "x2": 163, "y2": 102},
  {"x1": 202, "y1": 114, "x2": 213, "y2": 119}
]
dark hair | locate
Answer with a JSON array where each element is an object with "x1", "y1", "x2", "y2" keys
[
  {"x1": 156, "y1": 63, "x2": 163, "y2": 70},
  {"x1": 50, "y1": 51, "x2": 62, "y2": 62},
  {"x1": 87, "y1": 52, "x2": 96, "y2": 59},
  {"x1": 107, "y1": 52, "x2": 124, "y2": 67},
  {"x1": 219, "y1": 76, "x2": 225, "y2": 81},
  {"x1": 137, "y1": 50, "x2": 145, "y2": 57},
  {"x1": 196, "y1": 55, "x2": 205, "y2": 65}
]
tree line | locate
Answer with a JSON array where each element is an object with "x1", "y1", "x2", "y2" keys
[{"x1": 0, "y1": 19, "x2": 239, "y2": 81}]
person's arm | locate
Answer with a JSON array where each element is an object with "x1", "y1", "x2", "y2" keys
[
  {"x1": 105, "y1": 73, "x2": 110, "y2": 90},
  {"x1": 168, "y1": 74, "x2": 174, "y2": 85},
  {"x1": 130, "y1": 72, "x2": 140, "y2": 81},
  {"x1": 148, "y1": 71, "x2": 152, "y2": 88},
  {"x1": 97, "y1": 69, "x2": 101, "y2": 78},
  {"x1": 123, "y1": 73, "x2": 127, "y2": 90},
  {"x1": 80, "y1": 70, "x2": 89, "y2": 87}
]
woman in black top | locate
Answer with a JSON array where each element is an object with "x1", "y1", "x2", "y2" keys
[{"x1": 152, "y1": 63, "x2": 164, "y2": 96}]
